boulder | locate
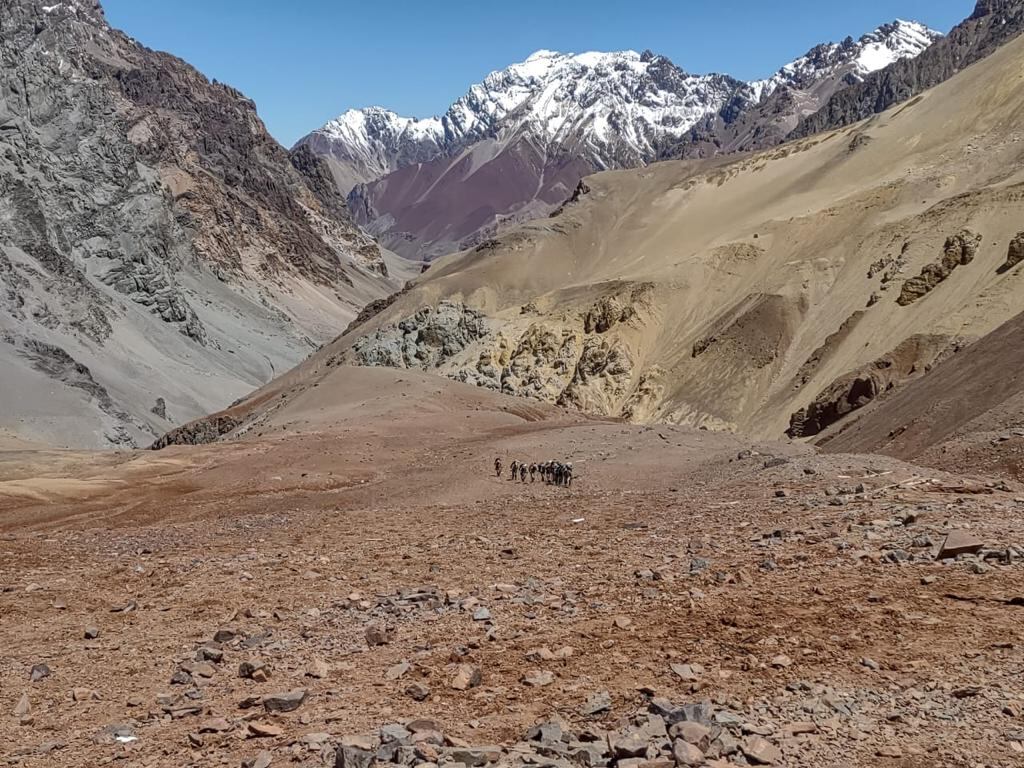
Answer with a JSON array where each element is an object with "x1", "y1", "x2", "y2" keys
[
  {"x1": 938, "y1": 530, "x2": 985, "y2": 559},
  {"x1": 262, "y1": 690, "x2": 307, "y2": 713}
]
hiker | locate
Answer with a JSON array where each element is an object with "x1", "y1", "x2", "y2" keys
[
  {"x1": 520, "y1": 463, "x2": 528, "y2": 483},
  {"x1": 494, "y1": 457, "x2": 502, "y2": 478},
  {"x1": 510, "y1": 459, "x2": 519, "y2": 481},
  {"x1": 564, "y1": 462, "x2": 573, "y2": 487},
  {"x1": 529, "y1": 463, "x2": 537, "y2": 482}
]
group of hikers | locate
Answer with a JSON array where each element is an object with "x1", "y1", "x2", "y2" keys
[{"x1": 494, "y1": 457, "x2": 573, "y2": 487}]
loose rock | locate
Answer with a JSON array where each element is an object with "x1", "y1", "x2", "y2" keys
[{"x1": 262, "y1": 690, "x2": 307, "y2": 713}]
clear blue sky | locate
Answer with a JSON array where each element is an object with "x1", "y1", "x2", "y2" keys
[{"x1": 101, "y1": 0, "x2": 971, "y2": 147}]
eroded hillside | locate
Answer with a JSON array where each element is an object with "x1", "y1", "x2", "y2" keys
[{"x1": 230, "y1": 32, "x2": 1024, "y2": 443}]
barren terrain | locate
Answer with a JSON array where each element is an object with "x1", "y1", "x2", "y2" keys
[{"x1": 2, "y1": 368, "x2": 1022, "y2": 767}]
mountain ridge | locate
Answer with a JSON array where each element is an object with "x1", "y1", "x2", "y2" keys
[
  {"x1": 0, "y1": 0, "x2": 399, "y2": 448},
  {"x1": 295, "y1": 20, "x2": 941, "y2": 259}
]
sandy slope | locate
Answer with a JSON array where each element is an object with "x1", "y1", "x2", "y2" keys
[{"x1": 308, "y1": 32, "x2": 1024, "y2": 441}]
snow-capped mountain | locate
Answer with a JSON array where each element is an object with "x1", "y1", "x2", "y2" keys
[
  {"x1": 751, "y1": 20, "x2": 942, "y2": 100},
  {"x1": 295, "y1": 19, "x2": 941, "y2": 259},
  {"x1": 300, "y1": 50, "x2": 747, "y2": 193}
]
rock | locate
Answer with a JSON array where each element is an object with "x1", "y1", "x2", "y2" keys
[
  {"x1": 262, "y1": 690, "x2": 307, "y2": 713},
  {"x1": 670, "y1": 663, "x2": 703, "y2": 683},
  {"x1": 408, "y1": 718, "x2": 444, "y2": 735},
  {"x1": 860, "y1": 657, "x2": 880, "y2": 671},
  {"x1": 650, "y1": 698, "x2": 711, "y2": 726},
  {"x1": 527, "y1": 722, "x2": 564, "y2": 744},
  {"x1": 449, "y1": 746, "x2": 503, "y2": 766},
  {"x1": 877, "y1": 745, "x2": 903, "y2": 757},
  {"x1": 185, "y1": 661, "x2": 217, "y2": 679},
  {"x1": 522, "y1": 670, "x2": 555, "y2": 687},
  {"x1": 380, "y1": 723, "x2": 411, "y2": 743},
  {"x1": 13, "y1": 694, "x2": 30, "y2": 717},
  {"x1": 248, "y1": 721, "x2": 284, "y2": 738},
  {"x1": 689, "y1": 559, "x2": 710, "y2": 574},
  {"x1": 938, "y1": 530, "x2": 985, "y2": 559},
  {"x1": 335, "y1": 745, "x2": 375, "y2": 768},
  {"x1": 580, "y1": 691, "x2": 612, "y2": 716},
  {"x1": 196, "y1": 646, "x2": 223, "y2": 663},
  {"x1": 613, "y1": 615, "x2": 633, "y2": 629},
  {"x1": 770, "y1": 654, "x2": 792, "y2": 668},
  {"x1": 405, "y1": 682, "x2": 431, "y2": 701},
  {"x1": 340, "y1": 734, "x2": 377, "y2": 751},
  {"x1": 365, "y1": 624, "x2": 392, "y2": 647},
  {"x1": 472, "y1": 607, "x2": 492, "y2": 621},
  {"x1": 213, "y1": 628, "x2": 238, "y2": 644},
  {"x1": 783, "y1": 722, "x2": 817, "y2": 735},
  {"x1": 672, "y1": 722, "x2": 712, "y2": 748},
  {"x1": 742, "y1": 736, "x2": 782, "y2": 765},
  {"x1": 1002, "y1": 232, "x2": 1024, "y2": 271},
  {"x1": 239, "y1": 660, "x2": 270, "y2": 681},
  {"x1": 386, "y1": 662, "x2": 411, "y2": 680},
  {"x1": 673, "y1": 739, "x2": 706, "y2": 766},
  {"x1": 305, "y1": 658, "x2": 331, "y2": 679},
  {"x1": 199, "y1": 718, "x2": 232, "y2": 733},
  {"x1": 898, "y1": 230, "x2": 982, "y2": 305},
  {"x1": 614, "y1": 732, "x2": 648, "y2": 758},
  {"x1": 450, "y1": 664, "x2": 482, "y2": 691},
  {"x1": 29, "y1": 664, "x2": 51, "y2": 682},
  {"x1": 72, "y1": 687, "x2": 96, "y2": 702},
  {"x1": 84, "y1": 626, "x2": 100, "y2": 640},
  {"x1": 170, "y1": 670, "x2": 192, "y2": 685},
  {"x1": 249, "y1": 752, "x2": 273, "y2": 768}
]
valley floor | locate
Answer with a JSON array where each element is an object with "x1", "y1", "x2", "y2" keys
[{"x1": 0, "y1": 369, "x2": 1022, "y2": 767}]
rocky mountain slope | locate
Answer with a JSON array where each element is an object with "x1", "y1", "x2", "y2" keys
[
  {"x1": 297, "y1": 20, "x2": 940, "y2": 259},
  {"x1": 0, "y1": 0, "x2": 400, "y2": 448},
  {"x1": 792, "y1": 0, "x2": 1024, "y2": 137},
  {"x1": 202, "y1": 26, "x2": 1024, "y2": 447}
]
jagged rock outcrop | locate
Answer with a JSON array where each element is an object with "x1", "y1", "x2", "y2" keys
[
  {"x1": 0, "y1": 0, "x2": 395, "y2": 447},
  {"x1": 350, "y1": 301, "x2": 491, "y2": 369},
  {"x1": 897, "y1": 230, "x2": 982, "y2": 306},
  {"x1": 1001, "y1": 231, "x2": 1024, "y2": 271},
  {"x1": 150, "y1": 413, "x2": 241, "y2": 450},
  {"x1": 788, "y1": 335, "x2": 958, "y2": 438},
  {"x1": 345, "y1": 286, "x2": 654, "y2": 418},
  {"x1": 792, "y1": 0, "x2": 1024, "y2": 138}
]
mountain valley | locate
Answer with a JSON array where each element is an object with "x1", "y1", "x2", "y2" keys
[
  {"x1": 4, "y1": 2, "x2": 1024, "y2": 767},
  {"x1": 0, "y1": 0, "x2": 403, "y2": 449}
]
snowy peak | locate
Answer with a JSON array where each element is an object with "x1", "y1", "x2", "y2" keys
[
  {"x1": 319, "y1": 107, "x2": 443, "y2": 148},
  {"x1": 444, "y1": 48, "x2": 739, "y2": 151},
  {"x1": 298, "y1": 47, "x2": 746, "y2": 188},
  {"x1": 300, "y1": 18, "x2": 941, "y2": 190},
  {"x1": 753, "y1": 20, "x2": 942, "y2": 100},
  {"x1": 300, "y1": 107, "x2": 448, "y2": 192}
]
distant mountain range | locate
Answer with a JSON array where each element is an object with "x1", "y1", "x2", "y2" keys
[{"x1": 295, "y1": 20, "x2": 941, "y2": 260}]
